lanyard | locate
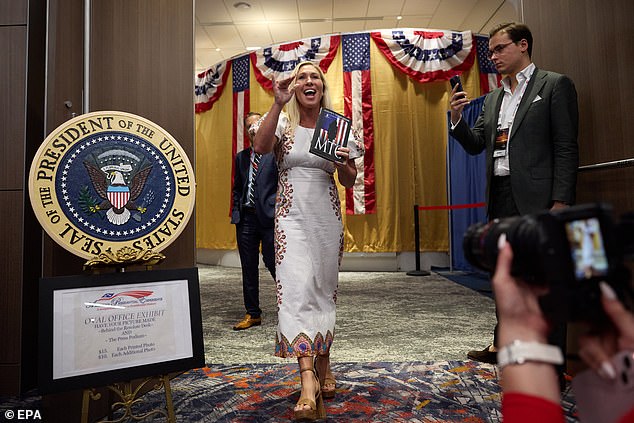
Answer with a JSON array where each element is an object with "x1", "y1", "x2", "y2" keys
[{"x1": 497, "y1": 66, "x2": 534, "y2": 133}]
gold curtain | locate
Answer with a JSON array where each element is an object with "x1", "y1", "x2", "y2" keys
[{"x1": 195, "y1": 38, "x2": 482, "y2": 253}]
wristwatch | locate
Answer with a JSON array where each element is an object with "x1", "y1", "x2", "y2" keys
[{"x1": 497, "y1": 340, "x2": 564, "y2": 368}]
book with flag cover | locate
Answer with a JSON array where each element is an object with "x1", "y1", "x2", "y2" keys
[{"x1": 309, "y1": 108, "x2": 351, "y2": 163}]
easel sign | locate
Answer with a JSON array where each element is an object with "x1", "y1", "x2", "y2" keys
[{"x1": 38, "y1": 267, "x2": 204, "y2": 393}]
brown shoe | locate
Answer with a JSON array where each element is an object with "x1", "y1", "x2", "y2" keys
[
  {"x1": 233, "y1": 314, "x2": 261, "y2": 331},
  {"x1": 294, "y1": 364, "x2": 326, "y2": 421},
  {"x1": 315, "y1": 355, "x2": 336, "y2": 399},
  {"x1": 467, "y1": 344, "x2": 497, "y2": 364}
]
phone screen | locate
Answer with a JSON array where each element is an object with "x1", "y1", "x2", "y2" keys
[{"x1": 564, "y1": 217, "x2": 609, "y2": 280}]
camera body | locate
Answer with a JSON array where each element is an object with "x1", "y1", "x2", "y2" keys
[{"x1": 463, "y1": 203, "x2": 633, "y2": 323}]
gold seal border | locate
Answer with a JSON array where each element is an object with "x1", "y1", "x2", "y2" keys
[{"x1": 28, "y1": 111, "x2": 196, "y2": 261}]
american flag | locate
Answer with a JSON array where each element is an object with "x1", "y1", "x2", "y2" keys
[
  {"x1": 232, "y1": 54, "x2": 251, "y2": 154},
  {"x1": 333, "y1": 117, "x2": 348, "y2": 147},
  {"x1": 95, "y1": 290, "x2": 153, "y2": 302},
  {"x1": 475, "y1": 35, "x2": 502, "y2": 95},
  {"x1": 319, "y1": 112, "x2": 349, "y2": 149},
  {"x1": 342, "y1": 33, "x2": 376, "y2": 215},
  {"x1": 230, "y1": 54, "x2": 251, "y2": 215},
  {"x1": 319, "y1": 128, "x2": 327, "y2": 143}
]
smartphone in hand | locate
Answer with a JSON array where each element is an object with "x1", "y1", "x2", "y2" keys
[
  {"x1": 572, "y1": 350, "x2": 634, "y2": 422},
  {"x1": 449, "y1": 75, "x2": 465, "y2": 98}
]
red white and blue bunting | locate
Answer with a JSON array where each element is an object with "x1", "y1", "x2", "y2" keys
[
  {"x1": 194, "y1": 60, "x2": 231, "y2": 113},
  {"x1": 250, "y1": 35, "x2": 340, "y2": 91},
  {"x1": 195, "y1": 28, "x2": 483, "y2": 217},
  {"x1": 370, "y1": 29, "x2": 475, "y2": 83},
  {"x1": 194, "y1": 29, "x2": 479, "y2": 113}
]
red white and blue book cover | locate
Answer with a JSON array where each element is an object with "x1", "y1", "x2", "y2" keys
[{"x1": 309, "y1": 108, "x2": 351, "y2": 163}]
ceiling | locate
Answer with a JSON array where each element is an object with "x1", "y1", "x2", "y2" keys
[{"x1": 195, "y1": 0, "x2": 522, "y2": 73}]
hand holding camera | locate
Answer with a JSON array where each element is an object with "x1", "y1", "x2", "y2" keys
[
  {"x1": 468, "y1": 203, "x2": 634, "y2": 422},
  {"x1": 493, "y1": 234, "x2": 551, "y2": 347},
  {"x1": 573, "y1": 284, "x2": 634, "y2": 422},
  {"x1": 463, "y1": 203, "x2": 634, "y2": 324},
  {"x1": 578, "y1": 281, "x2": 634, "y2": 377},
  {"x1": 492, "y1": 236, "x2": 564, "y2": 404}
]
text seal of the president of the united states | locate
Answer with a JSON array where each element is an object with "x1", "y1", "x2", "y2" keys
[{"x1": 29, "y1": 111, "x2": 195, "y2": 261}]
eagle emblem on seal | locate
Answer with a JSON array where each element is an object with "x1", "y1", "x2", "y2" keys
[{"x1": 83, "y1": 148, "x2": 153, "y2": 225}]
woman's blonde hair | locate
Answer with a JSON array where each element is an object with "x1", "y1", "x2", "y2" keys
[{"x1": 285, "y1": 61, "x2": 332, "y2": 130}]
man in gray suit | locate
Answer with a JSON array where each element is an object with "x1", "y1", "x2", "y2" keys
[{"x1": 449, "y1": 22, "x2": 579, "y2": 363}]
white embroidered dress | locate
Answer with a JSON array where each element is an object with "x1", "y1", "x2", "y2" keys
[{"x1": 269, "y1": 113, "x2": 362, "y2": 358}]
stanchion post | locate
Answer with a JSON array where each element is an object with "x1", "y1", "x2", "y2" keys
[{"x1": 407, "y1": 204, "x2": 430, "y2": 276}]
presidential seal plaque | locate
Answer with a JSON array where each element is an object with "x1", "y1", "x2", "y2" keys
[{"x1": 29, "y1": 111, "x2": 195, "y2": 268}]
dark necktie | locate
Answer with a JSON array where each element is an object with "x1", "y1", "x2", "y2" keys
[{"x1": 247, "y1": 152, "x2": 261, "y2": 206}]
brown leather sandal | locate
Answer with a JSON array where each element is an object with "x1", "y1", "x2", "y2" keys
[
  {"x1": 294, "y1": 365, "x2": 326, "y2": 421},
  {"x1": 315, "y1": 355, "x2": 336, "y2": 399}
]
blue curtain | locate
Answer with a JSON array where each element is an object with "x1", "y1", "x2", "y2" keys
[{"x1": 447, "y1": 95, "x2": 487, "y2": 271}]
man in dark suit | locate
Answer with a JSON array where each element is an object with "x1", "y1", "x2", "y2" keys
[
  {"x1": 449, "y1": 22, "x2": 579, "y2": 363},
  {"x1": 231, "y1": 112, "x2": 278, "y2": 330}
]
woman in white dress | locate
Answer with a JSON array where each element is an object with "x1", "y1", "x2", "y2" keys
[{"x1": 254, "y1": 61, "x2": 362, "y2": 421}]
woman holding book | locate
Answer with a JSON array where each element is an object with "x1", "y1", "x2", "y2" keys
[{"x1": 253, "y1": 61, "x2": 362, "y2": 421}]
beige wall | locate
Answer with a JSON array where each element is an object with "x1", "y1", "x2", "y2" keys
[{"x1": 524, "y1": 0, "x2": 634, "y2": 215}]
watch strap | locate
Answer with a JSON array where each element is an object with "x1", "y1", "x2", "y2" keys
[{"x1": 497, "y1": 340, "x2": 564, "y2": 368}]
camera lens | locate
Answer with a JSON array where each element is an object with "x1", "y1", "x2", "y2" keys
[{"x1": 463, "y1": 215, "x2": 542, "y2": 281}]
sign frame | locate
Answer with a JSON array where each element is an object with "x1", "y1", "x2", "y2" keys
[{"x1": 38, "y1": 267, "x2": 204, "y2": 393}]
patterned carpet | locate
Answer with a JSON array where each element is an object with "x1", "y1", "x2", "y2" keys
[
  {"x1": 0, "y1": 267, "x2": 581, "y2": 421},
  {"x1": 0, "y1": 361, "x2": 579, "y2": 422},
  {"x1": 120, "y1": 361, "x2": 578, "y2": 422}
]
